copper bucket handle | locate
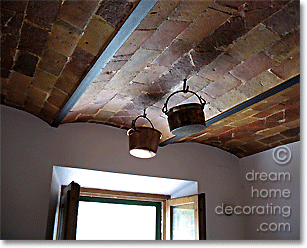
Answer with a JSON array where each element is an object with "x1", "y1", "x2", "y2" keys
[
  {"x1": 127, "y1": 109, "x2": 160, "y2": 137},
  {"x1": 162, "y1": 79, "x2": 206, "y2": 114}
]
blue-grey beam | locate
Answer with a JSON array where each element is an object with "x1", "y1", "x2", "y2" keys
[{"x1": 51, "y1": 0, "x2": 158, "y2": 127}]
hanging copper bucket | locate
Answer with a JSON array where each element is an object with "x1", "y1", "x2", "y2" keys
[
  {"x1": 127, "y1": 111, "x2": 162, "y2": 158},
  {"x1": 162, "y1": 79, "x2": 206, "y2": 136}
]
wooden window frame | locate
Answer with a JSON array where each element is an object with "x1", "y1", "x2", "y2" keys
[{"x1": 79, "y1": 187, "x2": 170, "y2": 240}]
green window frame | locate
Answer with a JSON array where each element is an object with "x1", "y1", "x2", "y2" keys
[{"x1": 79, "y1": 196, "x2": 162, "y2": 240}]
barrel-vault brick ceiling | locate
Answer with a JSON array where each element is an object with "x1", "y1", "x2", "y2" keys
[{"x1": 1, "y1": 0, "x2": 300, "y2": 158}]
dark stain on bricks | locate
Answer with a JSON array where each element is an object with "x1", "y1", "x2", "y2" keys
[
  {"x1": 65, "y1": 46, "x2": 96, "y2": 77},
  {"x1": 196, "y1": 16, "x2": 248, "y2": 52},
  {"x1": 1, "y1": 10, "x2": 24, "y2": 36},
  {"x1": 26, "y1": 0, "x2": 62, "y2": 31},
  {"x1": 281, "y1": 126, "x2": 300, "y2": 137},
  {"x1": 13, "y1": 50, "x2": 39, "y2": 77},
  {"x1": 18, "y1": 22, "x2": 50, "y2": 57},
  {"x1": 263, "y1": 0, "x2": 299, "y2": 36},
  {"x1": 96, "y1": 0, "x2": 134, "y2": 28},
  {"x1": 194, "y1": 16, "x2": 248, "y2": 68}
]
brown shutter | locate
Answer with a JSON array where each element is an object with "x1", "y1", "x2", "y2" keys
[{"x1": 57, "y1": 181, "x2": 80, "y2": 240}]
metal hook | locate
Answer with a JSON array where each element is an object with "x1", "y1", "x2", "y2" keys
[{"x1": 183, "y1": 78, "x2": 189, "y2": 93}]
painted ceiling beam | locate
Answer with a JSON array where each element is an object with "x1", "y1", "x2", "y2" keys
[
  {"x1": 159, "y1": 75, "x2": 300, "y2": 147},
  {"x1": 51, "y1": 0, "x2": 158, "y2": 127}
]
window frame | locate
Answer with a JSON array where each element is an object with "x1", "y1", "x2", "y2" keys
[
  {"x1": 78, "y1": 196, "x2": 162, "y2": 240},
  {"x1": 79, "y1": 187, "x2": 170, "y2": 240}
]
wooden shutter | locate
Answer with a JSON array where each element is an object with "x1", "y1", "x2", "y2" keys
[
  {"x1": 57, "y1": 181, "x2": 80, "y2": 240},
  {"x1": 166, "y1": 193, "x2": 206, "y2": 240}
]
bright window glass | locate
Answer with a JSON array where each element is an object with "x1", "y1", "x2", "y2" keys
[
  {"x1": 172, "y1": 203, "x2": 195, "y2": 240},
  {"x1": 76, "y1": 197, "x2": 160, "y2": 240}
]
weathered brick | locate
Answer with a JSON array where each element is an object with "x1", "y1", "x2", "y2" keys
[
  {"x1": 40, "y1": 102, "x2": 59, "y2": 123},
  {"x1": 178, "y1": 8, "x2": 230, "y2": 44},
  {"x1": 104, "y1": 70, "x2": 138, "y2": 90},
  {"x1": 38, "y1": 49, "x2": 68, "y2": 77},
  {"x1": 12, "y1": 50, "x2": 39, "y2": 77},
  {"x1": 203, "y1": 73, "x2": 242, "y2": 98},
  {"x1": 190, "y1": 49, "x2": 222, "y2": 71},
  {"x1": 0, "y1": 68, "x2": 11, "y2": 79},
  {"x1": 26, "y1": 0, "x2": 62, "y2": 30},
  {"x1": 258, "y1": 134, "x2": 285, "y2": 144},
  {"x1": 55, "y1": 68, "x2": 80, "y2": 95},
  {"x1": 115, "y1": 30, "x2": 155, "y2": 56},
  {"x1": 137, "y1": 0, "x2": 181, "y2": 30},
  {"x1": 230, "y1": 52, "x2": 277, "y2": 82},
  {"x1": 102, "y1": 95, "x2": 131, "y2": 112},
  {"x1": 265, "y1": 30, "x2": 300, "y2": 63},
  {"x1": 229, "y1": 24, "x2": 280, "y2": 62},
  {"x1": 26, "y1": 86, "x2": 48, "y2": 107},
  {"x1": 271, "y1": 53, "x2": 300, "y2": 80},
  {"x1": 1, "y1": 43, "x2": 17, "y2": 70},
  {"x1": 285, "y1": 106, "x2": 300, "y2": 122},
  {"x1": 31, "y1": 69, "x2": 57, "y2": 93},
  {"x1": 253, "y1": 104, "x2": 286, "y2": 118},
  {"x1": 239, "y1": 140, "x2": 265, "y2": 151},
  {"x1": 284, "y1": 119, "x2": 299, "y2": 128},
  {"x1": 198, "y1": 53, "x2": 240, "y2": 81},
  {"x1": 1, "y1": 10, "x2": 24, "y2": 36},
  {"x1": 278, "y1": 135, "x2": 300, "y2": 145},
  {"x1": 78, "y1": 15, "x2": 116, "y2": 56},
  {"x1": 96, "y1": 0, "x2": 134, "y2": 28},
  {"x1": 212, "y1": 89, "x2": 247, "y2": 111},
  {"x1": 256, "y1": 125, "x2": 288, "y2": 136},
  {"x1": 58, "y1": 0, "x2": 101, "y2": 30},
  {"x1": 281, "y1": 126, "x2": 300, "y2": 138},
  {"x1": 263, "y1": 0, "x2": 299, "y2": 36},
  {"x1": 185, "y1": 75, "x2": 210, "y2": 92},
  {"x1": 133, "y1": 64, "x2": 167, "y2": 85},
  {"x1": 65, "y1": 46, "x2": 96, "y2": 77},
  {"x1": 244, "y1": 1, "x2": 290, "y2": 29},
  {"x1": 19, "y1": 22, "x2": 50, "y2": 57},
  {"x1": 237, "y1": 71, "x2": 282, "y2": 98},
  {"x1": 5, "y1": 89, "x2": 26, "y2": 106},
  {"x1": 230, "y1": 116, "x2": 259, "y2": 127},
  {"x1": 142, "y1": 20, "x2": 189, "y2": 51},
  {"x1": 154, "y1": 70, "x2": 182, "y2": 93},
  {"x1": 7, "y1": 71, "x2": 32, "y2": 92},
  {"x1": 121, "y1": 49, "x2": 160, "y2": 72},
  {"x1": 169, "y1": 0, "x2": 213, "y2": 22},
  {"x1": 1, "y1": 0, "x2": 28, "y2": 13},
  {"x1": 47, "y1": 87, "x2": 68, "y2": 109},
  {"x1": 23, "y1": 100, "x2": 42, "y2": 116},
  {"x1": 266, "y1": 111, "x2": 284, "y2": 123},
  {"x1": 91, "y1": 109, "x2": 115, "y2": 122},
  {"x1": 153, "y1": 39, "x2": 192, "y2": 67},
  {"x1": 196, "y1": 16, "x2": 249, "y2": 52},
  {"x1": 48, "y1": 19, "x2": 83, "y2": 57},
  {"x1": 170, "y1": 55, "x2": 197, "y2": 81}
]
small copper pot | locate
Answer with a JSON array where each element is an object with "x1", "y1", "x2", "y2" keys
[
  {"x1": 127, "y1": 127, "x2": 162, "y2": 158},
  {"x1": 127, "y1": 111, "x2": 162, "y2": 158}
]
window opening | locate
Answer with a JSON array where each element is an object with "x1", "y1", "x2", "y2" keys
[{"x1": 76, "y1": 196, "x2": 161, "y2": 240}]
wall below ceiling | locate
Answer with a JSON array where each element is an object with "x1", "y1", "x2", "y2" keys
[{"x1": 0, "y1": 105, "x2": 299, "y2": 240}]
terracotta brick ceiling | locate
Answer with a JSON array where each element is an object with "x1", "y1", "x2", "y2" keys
[{"x1": 1, "y1": 0, "x2": 300, "y2": 157}]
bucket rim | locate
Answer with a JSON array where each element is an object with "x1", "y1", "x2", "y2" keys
[
  {"x1": 127, "y1": 126, "x2": 162, "y2": 137},
  {"x1": 166, "y1": 102, "x2": 204, "y2": 114}
]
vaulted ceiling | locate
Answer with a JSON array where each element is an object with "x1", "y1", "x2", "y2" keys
[{"x1": 1, "y1": 0, "x2": 300, "y2": 157}]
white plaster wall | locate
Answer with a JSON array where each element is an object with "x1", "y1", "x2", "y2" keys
[
  {"x1": 239, "y1": 141, "x2": 300, "y2": 240},
  {"x1": 1, "y1": 105, "x2": 243, "y2": 240}
]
